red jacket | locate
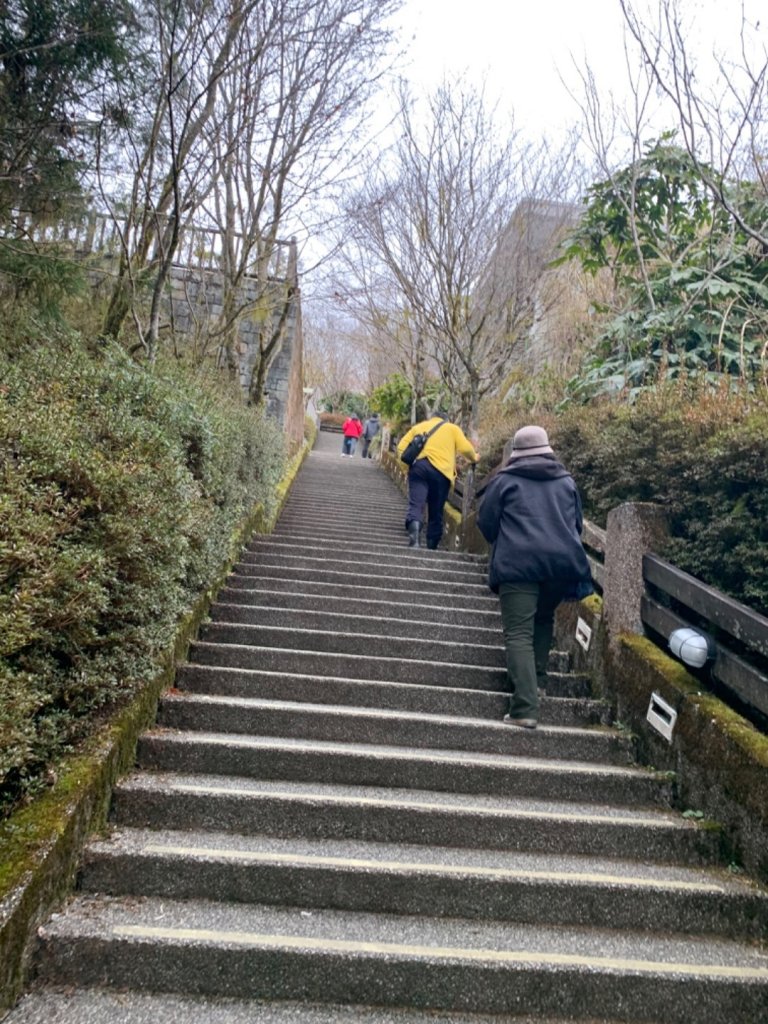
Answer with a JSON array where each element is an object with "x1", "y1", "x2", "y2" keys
[{"x1": 342, "y1": 417, "x2": 363, "y2": 438}]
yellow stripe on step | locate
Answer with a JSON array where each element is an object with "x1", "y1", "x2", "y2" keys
[
  {"x1": 141, "y1": 844, "x2": 726, "y2": 894},
  {"x1": 112, "y1": 925, "x2": 768, "y2": 980}
]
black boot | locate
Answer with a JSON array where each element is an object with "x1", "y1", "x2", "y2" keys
[{"x1": 407, "y1": 521, "x2": 421, "y2": 547}]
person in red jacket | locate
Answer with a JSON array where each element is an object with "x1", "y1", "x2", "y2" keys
[{"x1": 341, "y1": 415, "x2": 363, "y2": 456}]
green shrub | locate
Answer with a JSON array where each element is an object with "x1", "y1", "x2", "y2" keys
[
  {"x1": 553, "y1": 387, "x2": 768, "y2": 616},
  {"x1": 0, "y1": 325, "x2": 285, "y2": 814},
  {"x1": 478, "y1": 384, "x2": 768, "y2": 615}
]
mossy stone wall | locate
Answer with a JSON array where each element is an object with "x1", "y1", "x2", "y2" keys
[{"x1": 554, "y1": 601, "x2": 768, "y2": 883}]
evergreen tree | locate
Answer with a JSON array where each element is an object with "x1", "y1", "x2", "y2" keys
[{"x1": 0, "y1": 0, "x2": 138, "y2": 223}]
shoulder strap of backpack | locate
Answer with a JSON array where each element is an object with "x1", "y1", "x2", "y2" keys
[{"x1": 423, "y1": 419, "x2": 447, "y2": 441}]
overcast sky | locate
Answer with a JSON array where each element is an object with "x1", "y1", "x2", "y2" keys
[
  {"x1": 303, "y1": 1, "x2": 766, "y2": 290},
  {"x1": 389, "y1": 0, "x2": 765, "y2": 138},
  {"x1": 391, "y1": 0, "x2": 628, "y2": 134}
]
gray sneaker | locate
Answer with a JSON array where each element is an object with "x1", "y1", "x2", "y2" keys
[{"x1": 503, "y1": 715, "x2": 537, "y2": 729}]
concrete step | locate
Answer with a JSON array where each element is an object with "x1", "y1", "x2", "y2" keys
[
  {"x1": 220, "y1": 578, "x2": 500, "y2": 616},
  {"x1": 174, "y1": 664, "x2": 609, "y2": 726},
  {"x1": 275, "y1": 514, "x2": 408, "y2": 535},
  {"x1": 137, "y1": 729, "x2": 665, "y2": 805},
  {"x1": 549, "y1": 650, "x2": 571, "y2": 673},
  {"x1": 280, "y1": 496, "x2": 406, "y2": 515},
  {"x1": 222, "y1": 573, "x2": 501, "y2": 610},
  {"x1": 289, "y1": 487, "x2": 401, "y2": 500},
  {"x1": 109, "y1": 772, "x2": 720, "y2": 864},
  {"x1": 209, "y1": 601, "x2": 501, "y2": 646},
  {"x1": 229, "y1": 561, "x2": 492, "y2": 597},
  {"x1": 34, "y1": 895, "x2": 768, "y2": 1021},
  {"x1": 271, "y1": 523, "x2": 408, "y2": 545},
  {"x1": 269, "y1": 522, "x2": 414, "y2": 542},
  {"x1": 187, "y1": 639, "x2": 507, "y2": 690},
  {"x1": 284, "y1": 483, "x2": 403, "y2": 498},
  {"x1": 275, "y1": 509, "x2": 406, "y2": 528},
  {"x1": 543, "y1": 671, "x2": 593, "y2": 700},
  {"x1": 198, "y1": 621, "x2": 506, "y2": 669},
  {"x1": 6, "y1": 989, "x2": 609, "y2": 1024},
  {"x1": 155, "y1": 694, "x2": 631, "y2": 766},
  {"x1": 80, "y1": 827, "x2": 768, "y2": 940},
  {"x1": 239, "y1": 547, "x2": 488, "y2": 581},
  {"x1": 255, "y1": 530, "x2": 487, "y2": 564}
]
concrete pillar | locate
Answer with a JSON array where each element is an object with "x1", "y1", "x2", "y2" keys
[{"x1": 603, "y1": 502, "x2": 669, "y2": 642}]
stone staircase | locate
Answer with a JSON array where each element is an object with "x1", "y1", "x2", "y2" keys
[{"x1": 8, "y1": 430, "x2": 768, "y2": 1023}]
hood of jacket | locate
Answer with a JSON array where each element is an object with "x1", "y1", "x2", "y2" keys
[{"x1": 501, "y1": 454, "x2": 571, "y2": 482}]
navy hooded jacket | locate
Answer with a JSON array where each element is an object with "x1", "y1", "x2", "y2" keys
[{"x1": 477, "y1": 455, "x2": 593, "y2": 595}]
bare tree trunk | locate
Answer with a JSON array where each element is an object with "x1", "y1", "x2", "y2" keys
[
  {"x1": 100, "y1": 0, "x2": 258, "y2": 346},
  {"x1": 248, "y1": 280, "x2": 294, "y2": 406}
]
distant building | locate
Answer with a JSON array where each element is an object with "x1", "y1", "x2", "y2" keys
[{"x1": 478, "y1": 198, "x2": 607, "y2": 384}]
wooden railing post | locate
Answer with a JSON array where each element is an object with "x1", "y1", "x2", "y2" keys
[{"x1": 459, "y1": 465, "x2": 475, "y2": 547}]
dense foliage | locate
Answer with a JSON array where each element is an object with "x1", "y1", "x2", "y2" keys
[
  {"x1": 560, "y1": 139, "x2": 768, "y2": 399},
  {"x1": 0, "y1": 325, "x2": 285, "y2": 815},
  {"x1": 482, "y1": 385, "x2": 768, "y2": 617},
  {"x1": 369, "y1": 373, "x2": 446, "y2": 428},
  {"x1": 554, "y1": 390, "x2": 768, "y2": 616},
  {"x1": 0, "y1": 0, "x2": 138, "y2": 220},
  {"x1": 320, "y1": 391, "x2": 368, "y2": 417}
]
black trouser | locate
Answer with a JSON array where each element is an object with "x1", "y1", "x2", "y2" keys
[{"x1": 406, "y1": 458, "x2": 451, "y2": 549}]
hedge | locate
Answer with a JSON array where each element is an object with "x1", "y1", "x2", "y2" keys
[
  {"x1": 0, "y1": 325, "x2": 285, "y2": 816},
  {"x1": 485, "y1": 386, "x2": 768, "y2": 618}
]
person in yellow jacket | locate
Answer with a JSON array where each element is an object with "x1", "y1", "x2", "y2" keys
[{"x1": 397, "y1": 411, "x2": 479, "y2": 549}]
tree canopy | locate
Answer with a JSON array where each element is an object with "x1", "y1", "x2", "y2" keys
[
  {"x1": 0, "y1": 0, "x2": 137, "y2": 220},
  {"x1": 560, "y1": 138, "x2": 768, "y2": 399}
]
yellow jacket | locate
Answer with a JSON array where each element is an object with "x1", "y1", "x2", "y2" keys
[{"x1": 397, "y1": 417, "x2": 478, "y2": 481}]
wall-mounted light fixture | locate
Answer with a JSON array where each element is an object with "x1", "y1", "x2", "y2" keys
[{"x1": 668, "y1": 627, "x2": 716, "y2": 669}]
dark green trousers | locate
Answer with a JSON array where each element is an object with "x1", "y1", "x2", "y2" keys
[{"x1": 498, "y1": 582, "x2": 565, "y2": 720}]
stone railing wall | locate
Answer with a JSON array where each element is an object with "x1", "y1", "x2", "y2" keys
[{"x1": 11, "y1": 212, "x2": 304, "y2": 444}]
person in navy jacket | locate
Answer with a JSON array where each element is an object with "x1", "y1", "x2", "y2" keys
[{"x1": 478, "y1": 425, "x2": 593, "y2": 729}]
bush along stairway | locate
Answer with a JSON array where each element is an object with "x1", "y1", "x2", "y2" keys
[{"x1": 10, "y1": 430, "x2": 768, "y2": 1024}]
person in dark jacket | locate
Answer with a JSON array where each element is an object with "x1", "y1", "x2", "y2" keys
[
  {"x1": 361, "y1": 412, "x2": 380, "y2": 458},
  {"x1": 477, "y1": 425, "x2": 593, "y2": 729}
]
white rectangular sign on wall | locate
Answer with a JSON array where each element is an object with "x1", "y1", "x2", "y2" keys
[
  {"x1": 647, "y1": 691, "x2": 678, "y2": 743},
  {"x1": 575, "y1": 617, "x2": 592, "y2": 652}
]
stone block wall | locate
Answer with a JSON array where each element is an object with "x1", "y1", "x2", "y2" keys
[
  {"x1": 165, "y1": 261, "x2": 304, "y2": 443},
  {"x1": 75, "y1": 219, "x2": 304, "y2": 442}
]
